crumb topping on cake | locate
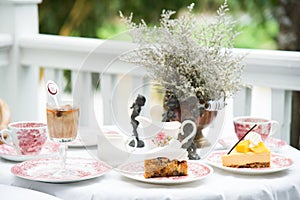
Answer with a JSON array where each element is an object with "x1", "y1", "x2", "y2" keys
[{"x1": 144, "y1": 157, "x2": 188, "y2": 178}]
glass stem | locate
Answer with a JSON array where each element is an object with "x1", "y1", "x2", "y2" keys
[{"x1": 59, "y1": 143, "x2": 67, "y2": 171}]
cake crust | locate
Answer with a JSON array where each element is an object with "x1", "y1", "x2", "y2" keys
[
  {"x1": 225, "y1": 162, "x2": 270, "y2": 168},
  {"x1": 144, "y1": 157, "x2": 188, "y2": 179}
]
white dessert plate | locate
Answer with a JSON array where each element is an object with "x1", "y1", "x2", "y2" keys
[
  {"x1": 11, "y1": 157, "x2": 112, "y2": 183},
  {"x1": 218, "y1": 136, "x2": 286, "y2": 151},
  {"x1": 0, "y1": 140, "x2": 59, "y2": 162},
  {"x1": 117, "y1": 160, "x2": 213, "y2": 184},
  {"x1": 206, "y1": 150, "x2": 293, "y2": 175}
]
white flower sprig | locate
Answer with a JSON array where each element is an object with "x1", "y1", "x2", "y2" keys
[{"x1": 120, "y1": 0, "x2": 245, "y2": 102}]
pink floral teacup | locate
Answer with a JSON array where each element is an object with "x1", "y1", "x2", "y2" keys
[
  {"x1": 233, "y1": 116, "x2": 279, "y2": 141},
  {"x1": 0, "y1": 121, "x2": 47, "y2": 155}
]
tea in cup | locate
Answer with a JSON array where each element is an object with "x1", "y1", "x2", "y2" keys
[
  {"x1": 0, "y1": 121, "x2": 47, "y2": 155},
  {"x1": 233, "y1": 116, "x2": 279, "y2": 141}
]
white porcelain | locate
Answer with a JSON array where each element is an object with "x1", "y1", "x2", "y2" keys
[
  {"x1": 233, "y1": 116, "x2": 279, "y2": 141},
  {"x1": 11, "y1": 157, "x2": 111, "y2": 183},
  {"x1": 0, "y1": 121, "x2": 47, "y2": 155},
  {"x1": 206, "y1": 150, "x2": 293, "y2": 174},
  {"x1": 117, "y1": 160, "x2": 213, "y2": 184},
  {"x1": 135, "y1": 116, "x2": 196, "y2": 149},
  {"x1": 0, "y1": 140, "x2": 59, "y2": 162},
  {"x1": 97, "y1": 119, "x2": 196, "y2": 166},
  {"x1": 133, "y1": 117, "x2": 197, "y2": 161}
]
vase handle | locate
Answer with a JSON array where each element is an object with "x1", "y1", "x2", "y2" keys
[{"x1": 180, "y1": 120, "x2": 197, "y2": 146}]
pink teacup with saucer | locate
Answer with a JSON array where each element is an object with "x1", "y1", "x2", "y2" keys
[
  {"x1": 233, "y1": 116, "x2": 279, "y2": 141},
  {"x1": 0, "y1": 121, "x2": 47, "y2": 155}
]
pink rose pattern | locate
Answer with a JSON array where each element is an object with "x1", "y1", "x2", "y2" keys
[{"x1": 151, "y1": 131, "x2": 172, "y2": 147}]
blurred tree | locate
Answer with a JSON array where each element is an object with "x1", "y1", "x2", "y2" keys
[
  {"x1": 39, "y1": 0, "x2": 280, "y2": 48},
  {"x1": 39, "y1": 0, "x2": 201, "y2": 38}
]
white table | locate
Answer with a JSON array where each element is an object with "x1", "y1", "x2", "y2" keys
[{"x1": 0, "y1": 144, "x2": 300, "y2": 200}]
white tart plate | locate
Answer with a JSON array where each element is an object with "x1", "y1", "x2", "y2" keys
[
  {"x1": 117, "y1": 160, "x2": 213, "y2": 184},
  {"x1": 206, "y1": 150, "x2": 293, "y2": 175}
]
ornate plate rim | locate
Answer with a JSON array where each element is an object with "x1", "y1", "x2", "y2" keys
[
  {"x1": 11, "y1": 157, "x2": 112, "y2": 183},
  {"x1": 0, "y1": 140, "x2": 59, "y2": 162},
  {"x1": 116, "y1": 160, "x2": 213, "y2": 184}
]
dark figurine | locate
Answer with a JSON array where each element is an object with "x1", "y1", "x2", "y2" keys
[{"x1": 129, "y1": 94, "x2": 146, "y2": 148}]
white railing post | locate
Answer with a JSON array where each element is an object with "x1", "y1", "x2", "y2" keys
[
  {"x1": 0, "y1": 0, "x2": 42, "y2": 121},
  {"x1": 233, "y1": 87, "x2": 252, "y2": 117},
  {"x1": 271, "y1": 89, "x2": 292, "y2": 143}
]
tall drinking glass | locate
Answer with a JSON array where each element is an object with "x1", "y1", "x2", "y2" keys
[{"x1": 46, "y1": 101, "x2": 79, "y2": 176}]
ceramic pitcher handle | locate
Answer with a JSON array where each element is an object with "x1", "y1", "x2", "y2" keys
[
  {"x1": 180, "y1": 120, "x2": 197, "y2": 145},
  {"x1": 269, "y1": 120, "x2": 280, "y2": 136}
]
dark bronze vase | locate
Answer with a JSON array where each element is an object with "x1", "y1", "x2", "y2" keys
[
  {"x1": 192, "y1": 110, "x2": 218, "y2": 148},
  {"x1": 172, "y1": 103, "x2": 217, "y2": 148},
  {"x1": 163, "y1": 94, "x2": 218, "y2": 149}
]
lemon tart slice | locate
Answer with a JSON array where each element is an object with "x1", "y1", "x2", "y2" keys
[{"x1": 222, "y1": 132, "x2": 270, "y2": 168}]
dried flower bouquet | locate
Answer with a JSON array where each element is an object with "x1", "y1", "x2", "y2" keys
[{"x1": 120, "y1": 1, "x2": 245, "y2": 105}]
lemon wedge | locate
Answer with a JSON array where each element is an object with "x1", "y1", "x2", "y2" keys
[{"x1": 235, "y1": 140, "x2": 250, "y2": 153}]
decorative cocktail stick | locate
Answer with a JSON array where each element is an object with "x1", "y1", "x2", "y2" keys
[
  {"x1": 227, "y1": 124, "x2": 257, "y2": 155},
  {"x1": 46, "y1": 80, "x2": 59, "y2": 106}
]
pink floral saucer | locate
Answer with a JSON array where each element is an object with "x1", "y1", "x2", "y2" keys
[
  {"x1": 0, "y1": 140, "x2": 59, "y2": 162},
  {"x1": 11, "y1": 157, "x2": 111, "y2": 183}
]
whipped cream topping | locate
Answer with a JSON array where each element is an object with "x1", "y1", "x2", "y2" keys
[{"x1": 244, "y1": 131, "x2": 262, "y2": 148}]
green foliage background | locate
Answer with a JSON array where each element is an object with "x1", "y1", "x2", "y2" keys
[{"x1": 39, "y1": 0, "x2": 279, "y2": 49}]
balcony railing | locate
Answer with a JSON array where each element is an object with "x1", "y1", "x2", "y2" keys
[{"x1": 1, "y1": 0, "x2": 300, "y2": 145}]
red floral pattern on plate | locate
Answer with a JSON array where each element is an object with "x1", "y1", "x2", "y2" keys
[
  {"x1": 206, "y1": 150, "x2": 293, "y2": 174},
  {"x1": 0, "y1": 140, "x2": 59, "y2": 161},
  {"x1": 117, "y1": 161, "x2": 213, "y2": 184},
  {"x1": 11, "y1": 157, "x2": 112, "y2": 183}
]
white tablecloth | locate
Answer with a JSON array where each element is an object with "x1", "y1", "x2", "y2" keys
[
  {"x1": 0, "y1": 145, "x2": 300, "y2": 200},
  {"x1": 0, "y1": 184, "x2": 61, "y2": 200}
]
